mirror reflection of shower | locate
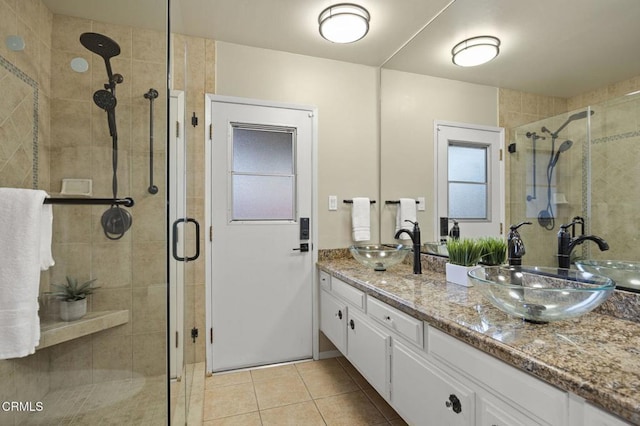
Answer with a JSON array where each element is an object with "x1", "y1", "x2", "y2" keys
[
  {"x1": 528, "y1": 110, "x2": 593, "y2": 230},
  {"x1": 80, "y1": 32, "x2": 132, "y2": 239}
]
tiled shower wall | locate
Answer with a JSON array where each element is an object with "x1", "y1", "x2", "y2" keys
[
  {"x1": 47, "y1": 11, "x2": 168, "y2": 385},
  {"x1": 0, "y1": 0, "x2": 53, "y2": 423},
  {"x1": 502, "y1": 74, "x2": 640, "y2": 266},
  {"x1": 1, "y1": 1, "x2": 171, "y2": 422}
]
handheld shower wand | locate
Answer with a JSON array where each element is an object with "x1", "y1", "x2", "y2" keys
[
  {"x1": 81, "y1": 32, "x2": 131, "y2": 240},
  {"x1": 537, "y1": 109, "x2": 592, "y2": 230}
]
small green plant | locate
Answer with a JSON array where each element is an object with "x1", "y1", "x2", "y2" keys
[
  {"x1": 479, "y1": 236, "x2": 508, "y2": 266},
  {"x1": 446, "y1": 238, "x2": 483, "y2": 267},
  {"x1": 48, "y1": 277, "x2": 99, "y2": 302}
]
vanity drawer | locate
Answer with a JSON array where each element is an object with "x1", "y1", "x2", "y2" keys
[
  {"x1": 319, "y1": 270, "x2": 331, "y2": 291},
  {"x1": 332, "y1": 277, "x2": 365, "y2": 311},
  {"x1": 368, "y1": 297, "x2": 423, "y2": 347}
]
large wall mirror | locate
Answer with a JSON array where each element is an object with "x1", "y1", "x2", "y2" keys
[{"x1": 378, "y1": 0, "x2": 640, "y2": 271}]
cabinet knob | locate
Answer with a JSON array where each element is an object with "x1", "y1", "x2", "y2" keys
[
  {"x1": 445, "y1": 394, "x2": 462, "y2": 414},
  {"x1": 349, "y1": 319, "x2": 355, "y2": 330},
  {"x1": 337, "y1": 310, "x2": 343, "y2": 320}
]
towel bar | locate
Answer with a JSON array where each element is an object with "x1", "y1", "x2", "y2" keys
[
  {"x1": 385, "y1": 200, "x2": 419, "y2": 204},
  {"x1": 44, "y1": 197, "x2": 134, "y2": 207},
  {"x1": 343, "y1": 199, "x2": 376, "y2": 204}
]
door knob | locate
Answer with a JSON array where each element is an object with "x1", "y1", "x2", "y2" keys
[{"x1": 292, "y1": 243, "x2": 309, "y2": 252}]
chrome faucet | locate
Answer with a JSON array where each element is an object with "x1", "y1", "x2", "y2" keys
[
  {"x1": 557, "y1": 217, "x2": 609, "y2": 269},
  {"x1": 395, "y1": 220, "x2": 421, "y2": 274},
  {"x1": 507, "y1": 221, "x2": 532, "y2": 266}
]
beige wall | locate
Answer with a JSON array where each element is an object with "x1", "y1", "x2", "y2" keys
[
  {"x1": 380, "y1": 69, "x2": 499, "y2": 243},
  {"x1": 215, "y1": 41, "x2": 380, "y2": 249}
]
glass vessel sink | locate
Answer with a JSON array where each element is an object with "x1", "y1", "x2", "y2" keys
[
  {"x1": 468, "y1": 265, "x2": 615, "y2": 323},
  {"x1": 349, "y1": 244, "x2": 411, "y2": 271},
  {"x1": 575, "y1": 260, "x2": 640, "y2": 293},
  {"x1": 423, "y1": 241, "x2": 448, "y2": 257}
]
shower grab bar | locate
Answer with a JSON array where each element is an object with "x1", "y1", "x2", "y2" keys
[
  {"x1": 144, "y1": 88, "x2": 159, "y2": 195},
  {"x1": 44, "y1": 197, "x2": 135, "y2": 207}
]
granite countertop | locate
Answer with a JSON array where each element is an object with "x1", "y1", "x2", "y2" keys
[{"x1": 317, "y1": 257, "x2": 640, "y2": 425}]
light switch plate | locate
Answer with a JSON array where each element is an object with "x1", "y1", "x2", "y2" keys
[
  {"x1": 329, "y1": 195, "x2": 337, "y2": 211},
  {"x1": 417, "y1": 197, "x2": 426, "y2": 211}
]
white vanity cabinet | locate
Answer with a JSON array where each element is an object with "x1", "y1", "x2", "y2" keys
[
  {"x1": 346, "y1": 309, "x2": 391, "y2": 399},
  {"x1": 582, "y1": 403, "x2": 633, "y2": 426},
  {"x1": 429, "y1": 327, "x2": 568, "y2": 426},
  {"x1": 316, "y1": 268, "x2": 632, "y2": 425},
  {"x1": 319, "y1": 289, "x2": 347, "y2": 354},
  {"x1": 391, "y1": 339, "x2": 475, "y2": 426}
]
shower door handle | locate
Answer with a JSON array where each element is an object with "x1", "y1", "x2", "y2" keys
[{"x1": 172, "y1": 218, "x2": 200, "y2": 262}]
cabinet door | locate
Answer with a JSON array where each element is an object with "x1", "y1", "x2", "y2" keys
[
  {"x1": 391, "y1": 340, "x2": 475, "y2": 426},
  {"x1": 478, "y1": 391, "x2": 540, "y2": 426},
  {"x1": 320, "y1": 289, "x2": 347, "y2": 354},
  {"x1": 346, "y1": 310, "x2": 390, "y2": 399}
]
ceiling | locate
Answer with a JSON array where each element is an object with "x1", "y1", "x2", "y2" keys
[{"x1": 42, "y1": 0, "x2": 640, "y2": 98}]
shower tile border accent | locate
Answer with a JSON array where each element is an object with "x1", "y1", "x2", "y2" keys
[{"x1": 0, "y1": 53, "x2": 39, "y2": 188}]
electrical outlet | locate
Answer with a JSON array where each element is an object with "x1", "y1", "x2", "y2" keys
[
  {"x1": 329, "y1": 195, "x2": 337, "y2": 211},
  {"x1": 417, "y1": 197, "x2": 426, "y2": 211}
]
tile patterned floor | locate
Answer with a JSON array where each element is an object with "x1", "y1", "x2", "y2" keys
[{"x1": 202, "y1": 357, "x2": 408, "y2": 426}]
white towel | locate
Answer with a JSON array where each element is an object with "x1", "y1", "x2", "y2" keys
[
  {"x1": 0, "y1": 188, "x2": 54, "y2": 359},
  {"x1": 395, "y1": 198, "x2": 417, "y2": 240},
  {"x1": 351, "y1": 197, "x2": 371, "y2": 242}
]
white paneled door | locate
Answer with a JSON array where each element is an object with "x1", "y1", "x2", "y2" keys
[
  {"x1": 435, "y1": 121, "x2": 505, "y2": 238},
  {"x1": 206, "y1": 96, "x2": 316, "y2": 372}
]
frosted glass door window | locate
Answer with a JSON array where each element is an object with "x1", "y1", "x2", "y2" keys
[
  {"x1": 448, "y1": 144, "x2": 488, "y2": 219},
  {"x1": 231, "y1": 125, "x2": 296, "y2": 220}
]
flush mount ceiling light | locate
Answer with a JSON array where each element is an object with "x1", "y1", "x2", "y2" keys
[
  {"x1": 452, "y1": 36, "x2": 500, "y2": 67},
  {"x1": 319, "y1": 3, "x2": 370, "y2": 44}
]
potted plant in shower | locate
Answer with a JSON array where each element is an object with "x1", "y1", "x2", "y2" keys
[
  {"x1": 48, "y1": 276, "x2": 99, "y2": 321},
  {"x1": 446, "y1": 238, "x2": 483, "y2": 287}
]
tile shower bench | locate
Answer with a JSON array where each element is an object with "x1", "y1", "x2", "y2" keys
[
  {"x1": 318, "y1": 256, "x2": 640, "y2": 425},
  {"x1": 37, "y1": 310, "x2": 129, "y2": 349}
]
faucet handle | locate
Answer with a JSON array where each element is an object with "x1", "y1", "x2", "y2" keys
[{"x1": 510, "y1": 221, "x2": 532, "y2": 231}]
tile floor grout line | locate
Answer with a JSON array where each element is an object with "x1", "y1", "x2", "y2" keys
[
  {"x1": 250, "y1": 369, "x2": 265, "y2": 425},
  {"x1": 294, "y1": 361, "x2": 330, "y2": 425}
]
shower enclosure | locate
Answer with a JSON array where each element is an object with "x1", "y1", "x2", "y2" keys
[
  {"x1": 0, "y1": 0, "x2": 201, "y2": 423},
  {"x1": 509, "y1": 92, "x2": 640, "y2": 278}
]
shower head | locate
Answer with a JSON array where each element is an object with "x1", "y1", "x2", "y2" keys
[
  {"x1": 550, "y1": 140, "x2": 573, "y2": 168},
  {"x1": 93, "y1": 89, "x2": 117, "y2": 110},
  {"x1": 80, "y1": 32, "x2": 122, "y2": 86},
  {"x1": 558, "y1": 139, "x2": 573, "y2": 153},
  {"x1": 552, "y1": 110, "x2": 595, "y2": 136},
  {"x1": 80, "y1": 32, "x2": 121, "y2": 60}
]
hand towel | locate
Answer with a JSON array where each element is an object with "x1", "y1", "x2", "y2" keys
[
  {"x1": 395, "y1": 198, "x2": 417, "y2": 240},
  {"x1": 351, "y1": 197, "x2": 370, "y2": 242},
  {"x1": 0, "y1": 188, "x2": 54, "y2": 359}
]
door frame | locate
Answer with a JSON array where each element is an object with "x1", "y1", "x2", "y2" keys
[
  {"x1": 434, "y1": 120, "x2": 505, "y2": 238},
  {"x1": 168, "y1": 90, "x2": 185, "y2": 379},
  {"x1": 204, "y1": 94, "x2": 319, "y2": 373}
]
